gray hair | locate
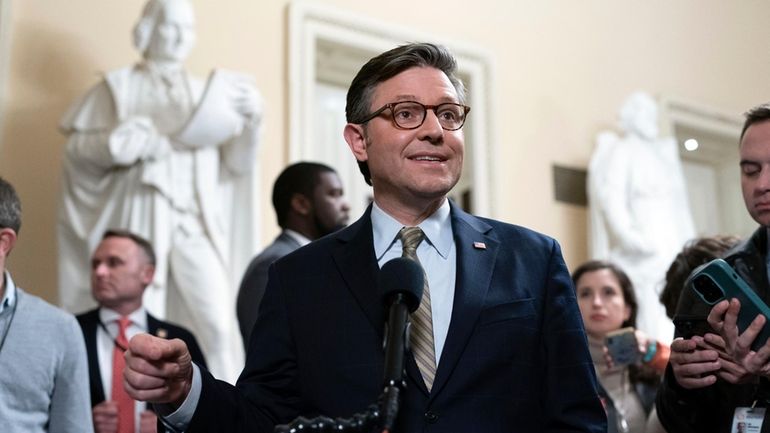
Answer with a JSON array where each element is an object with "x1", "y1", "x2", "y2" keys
[
  {"x1": 102, "y1": 229, "x2": 157, "y2": 267},
  {"x1": 0, "y1": 177, "x2": 21, "y2": 234}
]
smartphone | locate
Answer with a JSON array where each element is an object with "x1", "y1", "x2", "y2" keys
[
  {"x1": 687, "y1": 258, "x2": 770, "y2": 351},
  {"x1": 605, "y1": 327, "x2": 641, "y2": 366},
  {"x1": 672, "y1": 314, "x2": 713, "y2": 339}
]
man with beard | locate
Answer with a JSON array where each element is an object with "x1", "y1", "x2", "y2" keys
[{"x1": 236, "y1": 162, "x2": 350, "y2": 346}]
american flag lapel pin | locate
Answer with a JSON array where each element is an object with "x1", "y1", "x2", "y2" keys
[
  {"x1": 473, "y1": 241, "x2": 486, "y2": 250},
  {"x1": 156, "y1": 328, "x2": 168, "y2": 339}
]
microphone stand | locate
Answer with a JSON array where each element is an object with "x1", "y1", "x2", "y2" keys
[
  {"x1": 274, "y1": 294, "x2": 412, "y2": 433},
  {"x1": 275, "y1": 258, "x2": 421, "y2": 433},
  {"x1": 273, "y1": 405, "x2": 382, "y2": 433},
  {"x1": 379, "y1": 293, "x2": 411, "y2": 432}
]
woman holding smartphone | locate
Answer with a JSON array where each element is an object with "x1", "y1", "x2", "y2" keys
[{"x1": 572, "y1": 260, "x2": 669, "y2": 433}]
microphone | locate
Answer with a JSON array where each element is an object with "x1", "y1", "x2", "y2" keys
[
  {"x1": 378, "y1": 257, "x2": 424, "y2": 432},
  {"x1": 273, "y1": 258, "x2": 423, "y2": 433}
]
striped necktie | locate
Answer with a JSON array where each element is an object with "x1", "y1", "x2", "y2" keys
[{"x1": 399, "y1": 226, "x2": 437, "y2": 391}]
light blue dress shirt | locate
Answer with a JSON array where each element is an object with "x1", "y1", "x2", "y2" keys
[
  {"x1": 371, "y1": 200, "x2": 456, "y2": 363},
  {"x1": 0, "y1": 272, "x2": 17, "y2": 350},
  {"x1": 0, "y1": 271, "x2": 16, "y2": 315}
]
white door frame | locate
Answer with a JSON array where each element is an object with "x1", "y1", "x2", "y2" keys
[
  {"x1": 288, "y1": 1, "x2": 498, "y2": 217},
  {"x1": 659, "y1": 95, "x2": 754, "y2": 237}
]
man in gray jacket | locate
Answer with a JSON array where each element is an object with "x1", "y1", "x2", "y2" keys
[
  {"x1": 236, "y1": 162, "x2": 350, "y2": 346},
  {"x1": 0, "y1": 176, "x2": 93, "y2": 432}
]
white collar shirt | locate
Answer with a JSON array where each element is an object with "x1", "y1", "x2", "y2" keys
[
  {"x1": 97, "y1": 306, "x2": 149, "y2": 432},
  {"x1": 284, "y1": 229, "x2": 312, "y2": 247}
]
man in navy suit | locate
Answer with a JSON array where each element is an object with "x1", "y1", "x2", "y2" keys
[
  {"x1": 125, "y1": 42, "x2": 606, "y2": 432},
  {"x1": 236, "y1": 162, "x2": 350, "y2": 347},
  {"x1": 78, "y1": 229, "x2": 206, "y2": 433}
]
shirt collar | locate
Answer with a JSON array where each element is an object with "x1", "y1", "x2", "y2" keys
[
  {"x1": 0, "y1": 271, "x2": 16, "y2": 315},
  {"x1": 99, "y1": 305, "x2": 148, "y2": 331},
  {"x1": 371, "y1": 200, "x2": 453, "y2": 261},
  {"x1": 283, "y1": 229, "x2": 312, "y2": 247}
]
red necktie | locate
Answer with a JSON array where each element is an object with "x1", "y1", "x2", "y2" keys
[{"x1": 112, "y1": 316, "x2": 134, "y2": 433}]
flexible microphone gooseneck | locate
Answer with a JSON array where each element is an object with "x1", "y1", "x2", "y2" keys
[{"x1": 274, "y1": 257, "x2": 423, "y2": 433}]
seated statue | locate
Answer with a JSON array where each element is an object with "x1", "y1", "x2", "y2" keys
[
  {"x1": 58, "y1": 0, "x2": 263, "y2": 382},
  {"x1": 588, "y1": 91, "x2": 695, "y2": 343}
]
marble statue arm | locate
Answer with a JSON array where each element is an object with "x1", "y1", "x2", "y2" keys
[
  {"x1": 222, "y1": 119, "x2": 261, "y2": 175},
  {"x1": 66, "y1": 116, "x2": 172, "y2": 171},
  {"x1": 61, "y1": 78, "x2": 172, "y2": 171},
  {"x1": 221, "y1": 79, "x2": 263, "y2": 175}
]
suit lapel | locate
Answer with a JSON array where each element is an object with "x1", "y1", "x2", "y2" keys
[
  {"x1": 81, "y1": 310, "x2": 105, "y2": 405},
  {"x1": 147, "y1": 313, "x2": 157, "y2": 334},
  {"x1": 429, "y1": 206, "x2": 498, "y2": 398},
  {"x1": 331, "y1": 207, "x2": 384, "y2": 338}
]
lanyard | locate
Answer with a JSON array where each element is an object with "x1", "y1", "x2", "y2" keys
[
  {"x1": 0, "y1": 289, "x2": 18, "y2": 358},
  {"x1": 97, "y1": 319, "x2": 129, "y2": 352}
]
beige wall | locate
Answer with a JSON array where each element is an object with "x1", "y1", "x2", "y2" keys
[{"x1": 1, "y1": 0, "x2": 769, "y2": 304}]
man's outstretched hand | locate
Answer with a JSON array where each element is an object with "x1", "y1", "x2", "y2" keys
[{"x1": 124, "y1": 333, "x2": 194, "y2": 409}]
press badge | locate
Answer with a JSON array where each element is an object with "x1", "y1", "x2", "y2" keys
[{"x1": 732, "y1": 406, "x2": 765, "y2": 432}]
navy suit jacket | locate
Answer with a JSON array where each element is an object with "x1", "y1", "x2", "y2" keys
[
  {"x1": 237, "y1": 231, "x2": 302, "y2": 347},
  {"x1": 77, "y1": 308, "x2": 207, "y2": 407},
  {"x1": 190, "y1": 204, "x2": 606, "y2": 432}
]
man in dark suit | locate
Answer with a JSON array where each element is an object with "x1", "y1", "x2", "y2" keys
[
  {"x1": 78, "y1": 229, "x2": 206, "y2": 433},
  {"x1": 236, "y1": 162, "x2": 350, "y2": 347},
  {"x1": 125, "y1": 42, "x2": 606, "y2": 432}
]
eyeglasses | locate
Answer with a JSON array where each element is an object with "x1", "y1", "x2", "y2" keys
[{"x1": 360, "y1": 101, "x2": 471, "y2": 131}]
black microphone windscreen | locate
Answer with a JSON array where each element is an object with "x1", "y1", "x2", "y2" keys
[{"x1": 379, "y1": 257, "x2": 424, "y2": 313}]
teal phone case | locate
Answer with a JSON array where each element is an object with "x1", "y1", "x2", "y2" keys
[{"x1": 687, "y1": 258, "x2": 770, "y2": 351}]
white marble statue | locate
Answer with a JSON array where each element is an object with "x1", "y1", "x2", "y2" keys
[
  {"x1": 588, "y1": 91, "x2": 695, "y2": 343},
  {"x1": 58, "y1": 0, "x2": 263, "y2": 382}
]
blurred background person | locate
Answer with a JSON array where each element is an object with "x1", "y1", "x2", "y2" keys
[
  {"x1": 0, "y1": 176, "x2": 93, "y2": 433},
  {"x1": 78, "y1": 229, "x2": 206, "y2": 433},
  {"x1": 654, "y1": 235, "x2": 742, "y2": 433},
  {"x1": 573, "y1": 260, "x2": 669, "y2": 433},
  {"x1": 237, "y1": 162, "x2": 350, "y2": 347},
  {"x1": 659, "y1": 235, "x2": 742, "y2": 322}
]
